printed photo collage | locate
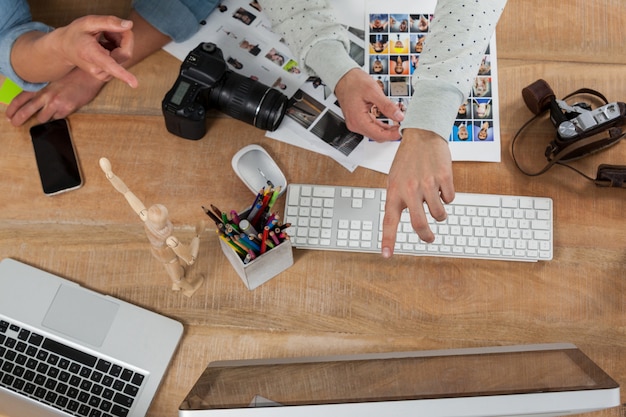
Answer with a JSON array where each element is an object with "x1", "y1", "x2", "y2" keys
[{"x1": 367, "y1": 12, "x2": 496, "y2": 143}]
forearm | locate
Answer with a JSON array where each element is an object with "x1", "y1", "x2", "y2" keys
[
  {"x1": 0, "y1": 1, "x2": 48, "y2": 89},
  {"x1": 0, "y1": 21, "x2": 52, "y2": 90},
  {"x1": 132, "y1": 0, "x2": 218, "y2": 43},
  {"x1": 11, "y1": 10, "x2": 163, "y2": 83},
  {"x1": 305, "y1": 41, "x2": 360, "y2": 92},
  {"x1": 402, "y1": 0, "x2": 508, "y2": 140},
  {"x1": 122, "y1": 10, "x2": 171, "y2": 69},
  {"x1": 10, "y1": 30, "x2": 75, "y2": 83}
]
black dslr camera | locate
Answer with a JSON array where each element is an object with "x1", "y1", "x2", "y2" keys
[{"x1": 162, "y1": 42, "x2": 288, "y2": 140}]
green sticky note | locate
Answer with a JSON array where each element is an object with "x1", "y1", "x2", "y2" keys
[{"x1": 0, "y1": 78, "x2": 22, "y2": 105}]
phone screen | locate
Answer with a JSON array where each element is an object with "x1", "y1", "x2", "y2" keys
[{"x1": 30, "y1": 119, "x2": 83, "y2": 195}]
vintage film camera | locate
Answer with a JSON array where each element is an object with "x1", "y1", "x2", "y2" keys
[
  {"x1": 163, "y1": 42, "x2": 288, "y2": 140},
  {"x1": 512, "y1": 79, "x2": 626, "y2": 187}
]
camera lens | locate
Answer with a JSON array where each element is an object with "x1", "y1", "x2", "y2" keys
[{"x1": 208, "y1": 71, "x2": 287, "y2": 131}]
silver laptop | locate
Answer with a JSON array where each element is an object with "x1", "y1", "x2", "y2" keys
[
  {"x1": 0, "y1": 258, "x2": 183, "y2": 417},
  {"x1": 179, "y1": 343, "x2": 620, "y2": 417}
]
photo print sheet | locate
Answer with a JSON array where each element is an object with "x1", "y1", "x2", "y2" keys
[
  {"x1": 361, "y1": 0, "x2": 502, "y2": 173},
  {"x1": 163, "y1": 0, "x2": 308, "y2": 99},
  {"x1": 266, "y1": 21, "x2": 368, "y2": 172}
]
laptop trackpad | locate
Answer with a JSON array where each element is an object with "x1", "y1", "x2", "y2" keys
[{"x1": 43, "y1": 285, "x2": 119, "y2": 347}]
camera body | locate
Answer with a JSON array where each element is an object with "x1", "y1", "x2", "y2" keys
[
  {"x1": 163, "y1": 42, "x2": 287, "y2": 140},
  {"x1": 522, "y1": 79, "x2": 626, "y2": 161}
]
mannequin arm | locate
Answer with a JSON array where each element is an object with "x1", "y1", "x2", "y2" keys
[
  {"x1": 166, "y1": 221, "x2": 205, "y2": 266},
  {"x1": 99, "y1": 157, "x2": 147, "y2": 220}
]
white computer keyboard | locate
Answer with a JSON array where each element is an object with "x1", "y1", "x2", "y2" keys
[{"x1": 283, "y1": 184, "x2": 553, "y2": 262}]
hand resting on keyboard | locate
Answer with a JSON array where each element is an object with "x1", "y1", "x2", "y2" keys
[{"x1": 383, "y1": 131, "x2": 455, "y2": 257}]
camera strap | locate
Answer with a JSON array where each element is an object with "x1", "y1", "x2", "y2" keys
[{"x1": 511, "y1": 88, "x2": 626, "y2": 188}]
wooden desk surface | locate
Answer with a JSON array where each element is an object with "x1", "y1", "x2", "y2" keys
[{"x1": 1, "y1": 1, "x2": 624, "y2": 416}]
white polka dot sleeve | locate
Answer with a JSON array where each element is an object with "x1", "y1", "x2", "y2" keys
[
  {"x1": 259, "y1": 0, "x2": 359, "y2": 91},
  {"x1": 402, "y1": 0, "x2": 508, "y2": 140}
]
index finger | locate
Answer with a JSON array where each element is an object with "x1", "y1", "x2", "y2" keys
[
  {"x1": 381, "y1": 197, "x2": 403, "y2": 258},
  {"x1": 85, "y1": 52, "x2": 138, "y2": 88}
]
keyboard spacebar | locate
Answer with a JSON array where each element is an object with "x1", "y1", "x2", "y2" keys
[
  {"x1": 450, "y1": 193, "x2": 502, "y2": 207},
  {"x1": 43, "y1": 338, "x2": 97, "y2": 367}
]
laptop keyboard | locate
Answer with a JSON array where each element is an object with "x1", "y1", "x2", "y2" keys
[{"x1": 0, "y1": 318, "x2": 146, "y2": 417}]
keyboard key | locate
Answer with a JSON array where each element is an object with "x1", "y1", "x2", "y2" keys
[
  {"x1": 28, "y1": 333, "x2": 43, "y2": 346},
  {"x1": 109, "y1": 365, "x2": 122, "y2": 378},
  {"x1": 43, "y1": 339, "x2": 97, "y2": 368},
  {"x1": 113, "y1": 391, "x2": 135, "y2": 408},
  {"x1": 132, "y1": 374, "x2": 146, "y2": 388},
  {"x1": 96, "y1": 359, "x2": 112, "y2": 373},
  {"x1": 111, "y1": 404, "x2": 130, "y2": 417},
  {"x1": 121, "y1": 369, "x2": 134, "y2": 382},
  {"x1": 312, "y1": 186, "x2": 335, "y2": 198}
]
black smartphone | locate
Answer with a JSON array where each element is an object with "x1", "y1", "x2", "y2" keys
[{"x1": 29, "y1": 119, "x2": 83, "y2": 196}]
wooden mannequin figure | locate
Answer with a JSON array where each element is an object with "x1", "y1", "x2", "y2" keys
[{"x1": 99, "y1": 157, "x2": 205, "y2": 297}]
